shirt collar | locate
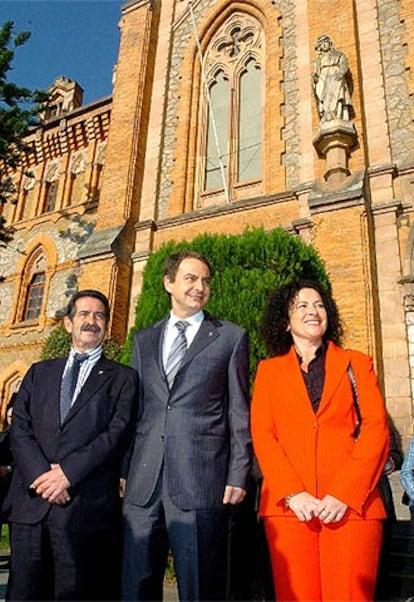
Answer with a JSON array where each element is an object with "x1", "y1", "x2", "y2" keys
[
  {"x1": 294, "y1": 340, "x2": 327, "y2": 363},
  {"x1": 168, "y1": 310, "x2": 204, "y2": 328},
  {"x1": 69, "y1": 345, "x2": 102, "y2": 362}
]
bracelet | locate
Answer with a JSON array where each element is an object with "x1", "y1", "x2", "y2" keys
[{"x1": 285, "y1": 491, "x2": 302, "y2": 508}]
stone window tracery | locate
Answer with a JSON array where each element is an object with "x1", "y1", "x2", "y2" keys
[{"x1": 198, "y1": 13, "x2": 263, "y2": 202}]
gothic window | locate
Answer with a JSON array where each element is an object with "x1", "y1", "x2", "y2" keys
[
  {"x1": 16, "y1": 248, "x2": 48, "y2": 323},
  {"x1": 238, "y1": 58, "x2": 262, "y2": 182},
  {"x1": 205, "y1": 71, "x2": 230, "y2": 190},
  {"x1": 91, "y1": 142, "x2": 106, "y2": 200},
  {"x1": 68, "y1": 152, "x2": 87, "y2": 205},
  {"x1": 42, "y1": 160, "x2": 60, "y2": 213},
  {"x1": 44, "y1": 181, "x2": 58, "y2": 212},
  {"x1": 23, "y1": 272, "x2": 46, "y2": 320},
  {"x1": 199, "y1": 14, "x2": 263, "y2": 202}
]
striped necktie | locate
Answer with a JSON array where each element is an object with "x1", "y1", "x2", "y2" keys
[
  {"x1": 60, "y1": 353, "x2": 88, "y2": 423},
  {"x1": 165, "y1": 321, "x2": 188, "y2": 389}
]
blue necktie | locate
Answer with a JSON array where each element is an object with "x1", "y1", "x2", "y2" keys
[
  {"x1": 165, "y1": 321, "x2": 188, "y2": 389},
  {"x1": 60, "y1": 353, "x2": 88, "y2": 423}
]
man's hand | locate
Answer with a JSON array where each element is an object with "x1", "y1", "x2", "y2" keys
[
  {"x1": 223, "y1": 485, "x2": 246, "y2": 505},
  {"x1": 30, "y1": 463, "x2": 71, "y2": 504}
]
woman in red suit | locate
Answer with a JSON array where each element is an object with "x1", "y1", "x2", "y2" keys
[{"x1": 251, "y1": 280, "x2": 389, "y2": 601}]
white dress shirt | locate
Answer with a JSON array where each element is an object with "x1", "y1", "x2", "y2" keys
[{"x1": 162, "y1": 310, "x2": 204, "y2": 370}]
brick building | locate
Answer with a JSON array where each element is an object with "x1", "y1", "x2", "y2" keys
[{"x1": 1, "y1": 0, "x2": 414, "y2": 465}]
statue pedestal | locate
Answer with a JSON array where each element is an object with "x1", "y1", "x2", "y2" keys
[{"x1": 313, "y1": 120, "x2": 358, "y2": 185}]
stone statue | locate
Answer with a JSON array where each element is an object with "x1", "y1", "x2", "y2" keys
[{"x1": 311, "y1": 35, "x2": 352, "y2": 122}]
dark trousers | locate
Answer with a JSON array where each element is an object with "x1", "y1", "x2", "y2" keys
[
  {"x1": 7, "y1": 514, "x2": 121, "y2": 601},
  {"x1": 122, "y1": 471, "x2": 229, "y2": 601}
]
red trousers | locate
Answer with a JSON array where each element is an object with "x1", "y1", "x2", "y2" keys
[{"x1": 264, "y1": 516, "x2": 383, "y2": 601}]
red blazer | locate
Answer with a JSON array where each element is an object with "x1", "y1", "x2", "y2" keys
[{"x1": 251, "y1": 342, "x2": 389, "y2": 519}]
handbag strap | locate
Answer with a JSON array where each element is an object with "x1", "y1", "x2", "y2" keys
[{"x1": 347, "y1": 363, "x2": 362, "y2": 439}]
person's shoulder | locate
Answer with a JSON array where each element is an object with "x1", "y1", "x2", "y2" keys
[
  {"x1": 346, "y1": 347, "x2": 372, "y2": 364},
  {"x1": 257, "y1": 353, "x2": 288, "y2": 369},
  {"x1": 204, "y1": 313, "x2": 246, "y2": 335},
  {"x1": 134, "y1": 319, "x2": 166, "y2": 339},
  {"x1": 100, "y1": 357, "x2": 137, "y2": 375},
  {"x1": 334, "y1": 344, "x2": 373, "y2": 371},
  {"x1": 29, "y1": 357, "x2": 66, "y2": 372}
]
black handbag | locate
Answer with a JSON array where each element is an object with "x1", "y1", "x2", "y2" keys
[{"x1": 347, "y1": 363, "x2": 362, "y2": 439}]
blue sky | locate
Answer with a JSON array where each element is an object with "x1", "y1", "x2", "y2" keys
[{"x1": 1, "y1": 0, "x2": 122, "y2": 105}]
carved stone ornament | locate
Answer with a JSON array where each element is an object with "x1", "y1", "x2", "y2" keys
[
  {"x1": 71, "y1": 152, "x2": 86, "y2": 175},
  {"x1": 45, "y1": 159, "x2": 61, "y2": 182}
]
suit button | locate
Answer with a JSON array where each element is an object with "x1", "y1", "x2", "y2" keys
[
  {"x1": 161, "y1": 435, "x2": 165, "y2": 441},
  {"x1": 167, "y1": 404, "x2": 172, "y2": 410}
]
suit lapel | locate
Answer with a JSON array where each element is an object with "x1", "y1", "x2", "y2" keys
[
  {"x1": 178, "y1": 314, "x2": 219, "y2": 371},
  {"x1": 46, "y1": 359, "x2": 67, "y2": 426},
  {"x1": 278, "y1": 348, "x2": 316, "y2": 417},
  {"x1": 63, "y1": 356, "x2": 115, "y2": 422},
  {"x1": 155, "y1": 320, "x2": 168, "y2": 377},
  {"x1": 318, "y1": 342, "x2": 350, "y2": 412}
]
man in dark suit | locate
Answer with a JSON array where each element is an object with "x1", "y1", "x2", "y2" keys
[
  {"x1": 121, "y1": 251, "x2": 252, "y2": 601},
  {"x1": 5, "y1": 290, "x2": 138, "y2": 601}
]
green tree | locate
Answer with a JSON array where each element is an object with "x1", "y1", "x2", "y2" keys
[
  {"x1": 0, "y1": 21, "x2": 47, "y2": 244},
  {"x1": 123, "y1": 227, "x2": 329, "y2": 383}
]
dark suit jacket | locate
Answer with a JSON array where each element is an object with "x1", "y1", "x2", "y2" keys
[
  {"x1": 4, "y1": 355, "x2": 138, "y2": 532},
  {"x1": 123, "y1": 312, "x2": 252, "y2": 510}
]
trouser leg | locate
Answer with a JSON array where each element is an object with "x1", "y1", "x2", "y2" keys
[
  {"x1": 121, "y1": 496, "x2": 169, "y2": 601},
  {"x1": 320, "y1": 518, "x2": 383, "y2": 601},
  {"x1": 264, "y1": 516, "x2": 322, "y2": 601},
  {"x1": 164, "y1": 485, "x2": 229, "y2": 602},
  {"x1": 6, "y1": 521, "x2": 54, "y2": 601}
]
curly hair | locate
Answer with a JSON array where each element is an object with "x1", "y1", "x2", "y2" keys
[{"x1": 262, "y1": 279, "x2": 343, "y2": 356}]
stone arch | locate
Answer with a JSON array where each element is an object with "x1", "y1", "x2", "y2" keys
[
  {"x1": 167, "y1": 0, "x2": 284, "y2": 216},
  {"x1": 0, "y1": 361, "x2": 26, "y2": 427},
  {"x1": 11, "y1": 236, "x2": 58, "y2": 328}
]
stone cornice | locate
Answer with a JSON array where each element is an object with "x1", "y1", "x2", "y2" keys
[
  {"x1": 154, "y1": 190, "x2": 297, "y2": 230},
  {"x1": 370, "y1": 199, "x2": 404, "y2": 216}
]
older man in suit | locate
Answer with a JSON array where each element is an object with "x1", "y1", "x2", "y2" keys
[
  {"x1": 5, "y1": 290, "x2": 138, "y2": 601},
  {"x1": 121, "y1": 251, "x2": 252, "y2": 601}
]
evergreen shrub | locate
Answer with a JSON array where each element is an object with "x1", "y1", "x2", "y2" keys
[{"x1": 122, "y1": 227, "x2": 329, "y2": 383}]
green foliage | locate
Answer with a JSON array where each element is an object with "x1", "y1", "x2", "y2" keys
[
  {"x1": 123, "y1": 227, "x2": 329, "y2": 382},
  {"x1": 40, "y1": 323, "x2": 123, "y2": 362},
  {"x1": 0, "y1": 20, "x2": 48, "y2": 244}
]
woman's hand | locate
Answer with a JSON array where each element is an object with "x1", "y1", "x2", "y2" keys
[
  {"x1": 315, "y1": 494, "x2": 348, "y2": 523},
  {"x1": 287, "y1": 491, "x2": 320, "y2": 521}
]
